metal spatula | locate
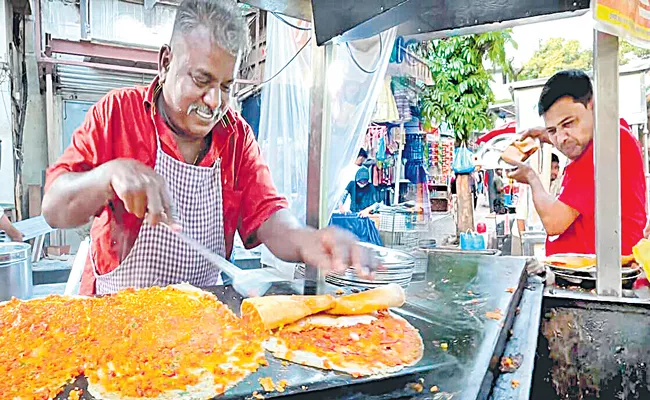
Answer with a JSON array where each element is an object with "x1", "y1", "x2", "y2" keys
[{"x1": 161, "y1": 223, "x2": 285, "y2": 297}]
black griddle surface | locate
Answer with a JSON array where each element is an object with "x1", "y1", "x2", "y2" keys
[{"x1": 53, "y1": 254, "x2": 527, "y2": 400}]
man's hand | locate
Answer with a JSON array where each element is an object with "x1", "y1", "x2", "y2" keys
[
  {"x1": 520, "y1": 126, "x2": 551, "y2": 145},
  {"x1": 7, "y1": 228, "x2": 23, "y2": 242},
  {"x1": 101, "y1": 159, "x2": 174, "y2": 225},
  {"x1": 297, "y1": 227, "x2": 380, "y2": 278},
  {"x1": 359, "y1": 208, "x2": 372, "y2": 218},
  {"x1": 257, "y1": 210, "x2": 380, "y2": 279},
  {"x1": 506, "y1": 160, "x2": 538, "y2": 185}
]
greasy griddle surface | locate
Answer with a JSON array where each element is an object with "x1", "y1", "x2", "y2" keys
[{"x1": 536, "y1": 301, "x2": 650, "y2": 400}]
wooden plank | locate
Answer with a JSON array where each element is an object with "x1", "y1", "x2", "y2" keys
[{"x1": 28, "y1": 184, "x2": 42, "y2": 218}]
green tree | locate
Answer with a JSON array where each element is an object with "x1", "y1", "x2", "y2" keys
[
  {"x1": 519, "y1": 38, "x2": 592, "y2": 80},
  {"x1": 418, "y1": 31, "x2": 515, "y2": 233},
  {"x1": 518, "y1": 38, "x2": 648, "y2": 81},
  {"x1": 620, "y1": 40, "x2": 650, "y2": 64}
]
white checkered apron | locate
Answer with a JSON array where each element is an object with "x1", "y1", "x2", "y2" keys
[{"x1": 94, "y1": 141, "x2": 225, "y2": 294}]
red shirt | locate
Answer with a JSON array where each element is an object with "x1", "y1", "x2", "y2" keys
[
  {"x1": 546, "y1": 119, "x2": 647, "y2": 256},
  {"x1": 46, "y1": 78, "x2": 288, "y2": 295}
]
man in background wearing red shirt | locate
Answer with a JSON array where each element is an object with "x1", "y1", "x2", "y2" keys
[
  {"x1": 42, "y1": 0, "x2": 373, "y2": 295},
  {"x1": 508, "y1": 70, "x2": 646, "y2": 256}
]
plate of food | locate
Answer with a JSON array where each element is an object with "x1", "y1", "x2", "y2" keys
[{"x1": 544, "y1": 253, "x2": 639, "y2": 274}]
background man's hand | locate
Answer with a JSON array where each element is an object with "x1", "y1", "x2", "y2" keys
[
  {"x1": 520, "y1": 126, "x2": 551, "y2": 145},
  {"x1": 506, "y1": 160, "x2": 538, "y2": 185},
  {"x1": 100, "y1": 159, "x2": 174, "y2": 225},
  {"x1": 7, "y1": 228, "x2": 23, "y2": 242},
  {"x1": 297, "y1": 227, "x2": 380, "y2": 278}
]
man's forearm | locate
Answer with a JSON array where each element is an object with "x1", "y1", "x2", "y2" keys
[
  {"x1": 528, "y1": 175, "x2": 565, "y2": 235},
  {"x1": 42, "y1": 168, "x2": 113, "y2": 229},
  {"x1": 0, "y1": 215, "x2": 20, "y2": 240},
  {"x1": 257, "y1": 209, "x2": 314, "y2": 263}
]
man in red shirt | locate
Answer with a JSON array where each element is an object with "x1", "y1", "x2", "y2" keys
[
  {"x1": 42, "y1": 0, "x2": 372, "y2": 295},
  {"x1": 507, "y1": 70, "x2": 646, "y2": 256}
]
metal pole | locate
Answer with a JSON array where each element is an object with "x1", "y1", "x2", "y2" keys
[
  {"x1": 305, "y1": 38, "x2": 332, "y2": 290},
  {"x1": 593, "y1": 30, "x2": 621, "y2": 297},
  {"x1": 80, "y1": 0, "x2": 90, "y2": 40}
]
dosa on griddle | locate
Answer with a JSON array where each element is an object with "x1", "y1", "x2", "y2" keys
[
  {"x1": 326, "y1": 283, "x2": 406, "y2": 315},
  {"x1": 241, "y1": 294, "x2": 335, "y2": 331}
]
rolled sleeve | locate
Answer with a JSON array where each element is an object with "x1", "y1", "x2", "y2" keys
[{"x1": 237, "y1": 125, "x2": 288, "y2": 248}]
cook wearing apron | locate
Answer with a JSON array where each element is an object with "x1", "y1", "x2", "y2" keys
[{"x1": 42, "y1": 0, "x2": 370, "y2": 295}]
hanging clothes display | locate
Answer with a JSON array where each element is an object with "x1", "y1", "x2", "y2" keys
[{"x1": 363, "y1": 124, "x2": 396, "y2": 187}]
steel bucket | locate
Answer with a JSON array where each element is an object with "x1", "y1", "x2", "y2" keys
[{"x1": 0, "y1": 242, "x2": 33, "y2": 301}]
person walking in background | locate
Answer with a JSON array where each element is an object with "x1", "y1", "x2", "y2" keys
[{"x1": 492, "y1": 169, "x2": 506, "y2": 213}]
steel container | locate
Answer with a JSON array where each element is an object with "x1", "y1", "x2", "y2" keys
[{"x1": 0, "y1": 242, "x2": 33, "y2": 301}]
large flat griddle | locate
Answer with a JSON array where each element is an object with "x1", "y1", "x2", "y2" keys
[{"x1": 52, "y1": 254, "x2": 527, "y2": 400}]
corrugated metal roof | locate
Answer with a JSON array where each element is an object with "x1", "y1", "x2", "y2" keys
[{"x1": 55, "y1": 64, "x2": 157, "y2": 96}]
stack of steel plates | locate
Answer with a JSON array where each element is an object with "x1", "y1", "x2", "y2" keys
[{"x1": 296, "y1": 243, "x2": 416, "y2": 289}]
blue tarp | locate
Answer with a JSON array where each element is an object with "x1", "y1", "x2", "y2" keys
[{"x1": 329, "y1": 214, "x2": 383, "y2": 246}]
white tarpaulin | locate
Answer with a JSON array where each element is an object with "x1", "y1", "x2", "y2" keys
[{"x1": 257, "y1": 14, "x2": 396, "y2": 274}]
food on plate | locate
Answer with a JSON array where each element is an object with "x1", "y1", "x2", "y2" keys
[
  {"x1": 241, "y1": 294, "x2": 336, "y2": 331},
  {"x1": 545, "y1": 253, "x2": 638, "y2": 270},
  {"x1": 326, "y1": 283, "x2": 406, "y2": 315},
  {"x1": 544, "y1": 254, "x2": 597, "y2": 269},
  {"x1": 500, "y1": 137, "x2": 539, "y2": 165},
  {"x1": 0, "y1": 284, "x2": 265, "y2": 400}
]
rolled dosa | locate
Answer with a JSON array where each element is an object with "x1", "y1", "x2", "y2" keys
[
  {"x1": 326, "y1": 284, "x2": 406, "y2": 315},
  {"x1": 241, "y1": 294, "x2": 335, "y2": 331},
  {"x1": 500, "y1": 138, "x2": 539, "y2": 165}
]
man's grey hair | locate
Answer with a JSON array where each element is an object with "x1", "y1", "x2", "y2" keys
[{"x1": 171, "y1": 0, "x2": 251, "y2": 57}]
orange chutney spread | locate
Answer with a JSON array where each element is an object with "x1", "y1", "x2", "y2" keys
[
  {"x1": 273, "y1": 310, "x2": 422, "y2": 373},
  {"x1": 0, "y1": 286, "x2": 265, "y2": 400}
]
